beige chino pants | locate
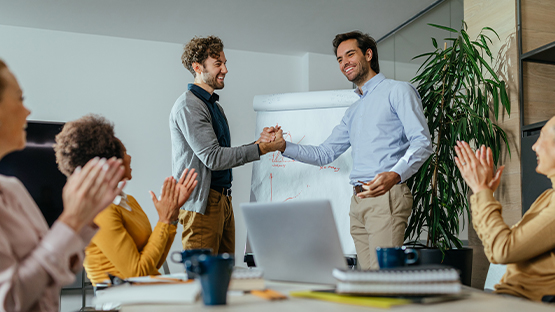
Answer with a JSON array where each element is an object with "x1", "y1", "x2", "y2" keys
[{"x1": 350, "y1": 183, "x2": 413, "y2": 269}]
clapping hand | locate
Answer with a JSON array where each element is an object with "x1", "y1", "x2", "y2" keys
[
  {"x1": 454, "y1": 141, "x2": 505, "y2": 194},
  {"x1": 175, "y1": 168, "x2": 198, "y2": 208},
  {"x1": 150, "y1": 177, "x2": 180, "y2": 224},
  {"x1": 149, "y1": 169, "x2": 198, "y2": 225}
]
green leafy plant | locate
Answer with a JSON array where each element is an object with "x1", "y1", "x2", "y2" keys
[{"x1": 405, "y1": 23, "x2": 511, "y2": 252}]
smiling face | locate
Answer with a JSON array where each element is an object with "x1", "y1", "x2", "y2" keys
[
  {"x1": 532, "y1": 117, "x2": 555, "y2": 177},
  {"x1": 0, "y1": 68, "x2": 31, "y2": 158},
  {"x1": 195, "y1": 51, "x2": 228, "y2": 93},
  {"x1": 336, "y1": 39, "x2": 373, "y2": 87}
]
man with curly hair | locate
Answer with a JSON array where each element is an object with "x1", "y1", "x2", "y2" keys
[{"x1": 170, "y1": 36, "x2": 281, "y2": 254}]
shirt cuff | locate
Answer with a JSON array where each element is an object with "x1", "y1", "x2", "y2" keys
[
  {"x1": 283, "y1": 142, "x2": 298, "y2": 159},
  {"x1": 79, "y1": 224, "x2": 98, "y2": 244},
  {"x1": 34, "y1": 221, "x2": 90, "y2": 286},
  {"x1": 154, "y1": 222, "x2": 177, "y2": 238},
  {"x1": 470, "y1": 189, "x2": 499, "y2": 218},
  {"x1": 390, "y1": 160, "x2": 410, "y2": 183}
]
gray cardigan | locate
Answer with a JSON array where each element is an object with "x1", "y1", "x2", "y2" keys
[{"x1": 169, "y1": 90, "x2": 260, "y2": 214}]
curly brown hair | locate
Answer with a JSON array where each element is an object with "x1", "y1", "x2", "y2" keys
[
  {"x1": 54, "y1": 114, "x2": 123, "y2": 176},
  {"x1": 181, "y1": 36, "x2": 224, "y2": 76},
  {"x1": 0, "y1": 59, "x2": 8, "y2": 101}
]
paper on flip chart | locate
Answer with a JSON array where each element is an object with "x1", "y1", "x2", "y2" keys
[{"x1": 251, "y1": 89, "x2": 358, "y2": 254}]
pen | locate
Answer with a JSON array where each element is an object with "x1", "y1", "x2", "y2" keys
[{"x1": 148, "y1": 275, "x2": 190, "y2": 283}]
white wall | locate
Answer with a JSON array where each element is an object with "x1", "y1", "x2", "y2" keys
[
  {"x1": 300, "y1": 52, "x2": 353, "y2": 91},
  {"x1": 0, "y1": 24, "x2": 304, "y2": 273}
]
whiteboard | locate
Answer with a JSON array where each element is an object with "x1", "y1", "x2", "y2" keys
[{"x1": 249, "y1": 89, "x2": 359, "y2": 254}]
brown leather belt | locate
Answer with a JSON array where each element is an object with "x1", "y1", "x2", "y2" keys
[{"x1": 353, "y1": 185, "x2": 365, "y2": 195}]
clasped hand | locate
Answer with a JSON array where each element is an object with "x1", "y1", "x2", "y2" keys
[
  {"x1": 256, "y1": 125, "x2": 286, "y2": 155},
  {"x1": 454, "y1": 141, "x2": 505, "y2": 194}
]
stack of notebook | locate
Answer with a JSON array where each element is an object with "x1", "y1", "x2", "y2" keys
[
  {"x1": 229, "y1": 267, "x2": 265, "y2": 291},
  {"x1": 332, "y1": 265, "x2": 461, "y2": 295}
]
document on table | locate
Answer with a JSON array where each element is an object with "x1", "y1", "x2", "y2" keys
[{"x1": 94, "y1": 279, "x2": 201, "y2": 306}]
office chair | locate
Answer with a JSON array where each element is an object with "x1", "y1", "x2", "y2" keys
[{"x1": 483, "y1": 263, "x2": 507, "y2": 292}]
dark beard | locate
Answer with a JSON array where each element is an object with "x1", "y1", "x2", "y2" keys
[
  {"x1": 349, "y1": 62, "x2": 370, "y2": 86},
  {"x1": 203, "y1": 70, "x2": 224, "y2": 90}
]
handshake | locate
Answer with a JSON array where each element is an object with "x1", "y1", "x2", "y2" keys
[{"x1": 255, "y1": 125, "x2": 286, "y2": 156}]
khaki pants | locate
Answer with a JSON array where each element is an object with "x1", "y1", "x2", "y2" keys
[
  {"x1": 350, "y1": 183, "x2": 413, "y2": 270},
  {"x1": 179, "y1": 189, "x2": 235, "y2": 254}
]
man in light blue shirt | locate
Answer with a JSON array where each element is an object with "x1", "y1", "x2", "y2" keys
[{"x1": 266, "y1": 31, "x2": 432, "y2": 269}]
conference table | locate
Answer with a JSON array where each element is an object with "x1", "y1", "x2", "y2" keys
[{"x1": 119, "y1": 281, "x2": 555, "y2": 312}]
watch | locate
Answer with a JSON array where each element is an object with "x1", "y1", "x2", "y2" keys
[{"x1": 170, "y1": 219, "x2": 179, "y2": 226}]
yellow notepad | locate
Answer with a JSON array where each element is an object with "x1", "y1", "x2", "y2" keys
[{"x1": 290, "y1": 291, "x2": 411, "y2": 309}]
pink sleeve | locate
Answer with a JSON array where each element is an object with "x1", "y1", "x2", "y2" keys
[
  {"x1": 69, "y1": 224, "x2": 98, "y2": 273},
  {"x1": 0, "y1": 221, "x2": 95, "y2": 312}
]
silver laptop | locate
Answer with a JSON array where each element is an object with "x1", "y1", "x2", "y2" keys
[{"x1": 241, "y1": 199, "x2": 347, "y2": 285}]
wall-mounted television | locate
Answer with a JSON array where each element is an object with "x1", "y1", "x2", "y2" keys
[{"x1": 0, "y1": 121, "x2": 66, "y2": 227}]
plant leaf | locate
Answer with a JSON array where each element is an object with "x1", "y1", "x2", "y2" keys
[{"x1": 428, "y1": 23, "x2": 459, "y2": 33}]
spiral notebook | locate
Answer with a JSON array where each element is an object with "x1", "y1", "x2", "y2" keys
[
  {"x1": 333, "y1": 265, "x2": 462, "y2": 295},
  {"x1": 229, "y1": 267, "x2": 265, "y2": 291}
]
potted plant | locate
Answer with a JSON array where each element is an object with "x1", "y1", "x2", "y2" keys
[{"x1": 405, "y1": 22, "x2": 511, "y2": 286}]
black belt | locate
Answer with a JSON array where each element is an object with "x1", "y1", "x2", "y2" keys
[{"x1": 210, "y1": 186, "x2": 232, "y2": 196}]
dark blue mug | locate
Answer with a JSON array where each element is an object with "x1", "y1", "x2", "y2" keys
[
  {"x1": 376, "y1": 246, "x2": 419, "y2": 269},
  {"x1": 186, "y1": 253, "x2": 234, "y2": 305},
  {"x1": 171, "y1": 248, "x2": 213, "y2": 279}
]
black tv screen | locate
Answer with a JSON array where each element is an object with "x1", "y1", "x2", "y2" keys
[{"x1": 0, "y1": 121, "x2": 66, "y2": 227}]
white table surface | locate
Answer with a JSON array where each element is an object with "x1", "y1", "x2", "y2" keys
[{"x1": 119, "y1": 281, "x2": 555, "y2": 312}]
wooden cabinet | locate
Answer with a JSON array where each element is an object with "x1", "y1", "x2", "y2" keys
[{"x1": 518, "y1": 0, "x2": 555, "y2": 214}]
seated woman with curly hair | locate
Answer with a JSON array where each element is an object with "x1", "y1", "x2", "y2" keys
[{"x1": 54, "y1": 114, "x2": 197, "y2": 285}]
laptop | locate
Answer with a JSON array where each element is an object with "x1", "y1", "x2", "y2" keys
[{"x1": 241, "y1": 199, "x2": 348, "y2": 285}]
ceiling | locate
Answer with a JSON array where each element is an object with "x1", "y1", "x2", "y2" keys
[{"x1": 0, "y1": 0, "x2": 438, "y2": 56}]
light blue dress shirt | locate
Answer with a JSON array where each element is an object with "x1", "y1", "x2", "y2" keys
[{"x1": 283, "y1": 73, "x2": 432, "y2": 185}]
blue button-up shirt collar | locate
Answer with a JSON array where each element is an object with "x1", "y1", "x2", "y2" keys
[{"x1": 355, "y1": 73, "x2": 386, "y2": 97}]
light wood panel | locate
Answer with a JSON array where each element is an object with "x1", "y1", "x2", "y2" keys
[
  {"x1": 521, "y1": 0, "x2": 555, "y2": 53},
  {"x1": 522, "y1": 62, "x2": 555, "y2": 125},
  {"x1": 465, "y1": 0, "x2": 521, "y2": 290}
]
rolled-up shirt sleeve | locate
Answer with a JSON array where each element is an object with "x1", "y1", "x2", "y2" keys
[{"x1": 389, "y1": 83, "x2": 433, "y2": 182}]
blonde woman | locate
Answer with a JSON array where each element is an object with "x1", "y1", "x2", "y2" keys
[{"x1": 0, "y1": 60, "x2": 125, "y2": 312}]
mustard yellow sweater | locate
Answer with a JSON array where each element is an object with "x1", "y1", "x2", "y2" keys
[
  {"x1": 84, "y1": 194, "x2": 176, "y2": 285},
  {"x1": 471, "y1": 175, "x2": 555, "y2": 301}
]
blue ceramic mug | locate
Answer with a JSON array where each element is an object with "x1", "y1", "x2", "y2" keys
[
  {"x1": 186, "y1": 253, "x2": 234, "y2": 305},
  {"x1": 171, "y1": 248, "x2": 213, "y2": 279},
  {"x1": 376, "y1": 246, "x2": 419, "y2": 269}
]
